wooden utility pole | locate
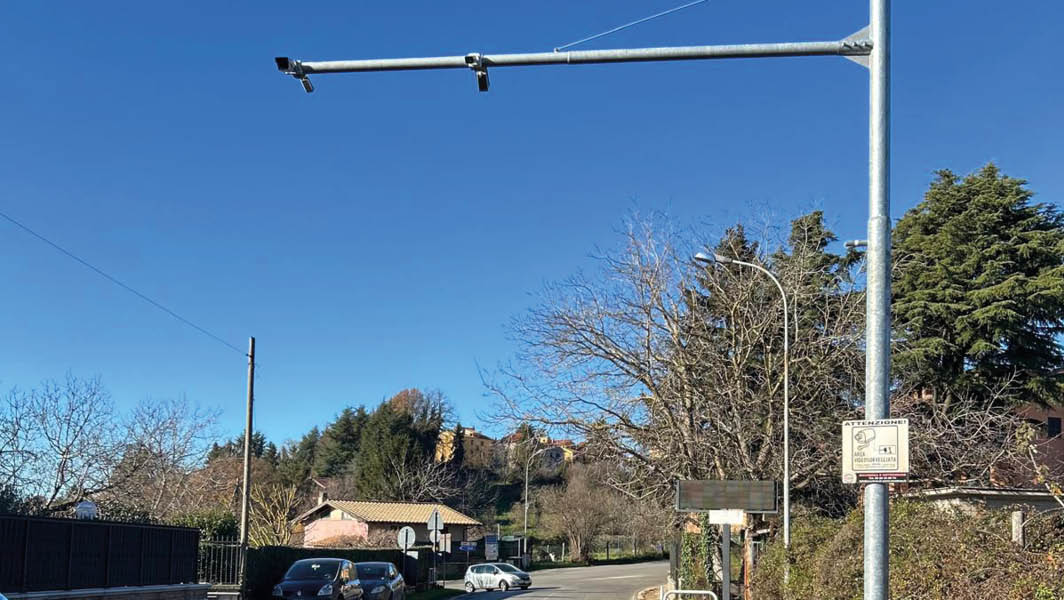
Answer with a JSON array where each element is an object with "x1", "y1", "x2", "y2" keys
[{"x1": 238, "y1": 337, "x2": 255, "y2": 590}]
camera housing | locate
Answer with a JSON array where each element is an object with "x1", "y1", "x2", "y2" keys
[
  {"x1": 465, "y1": 53, "x2": 489, "y2": 92},
  {"x1": 274, "y1": 57, "x2": 314, "y2": 93}
]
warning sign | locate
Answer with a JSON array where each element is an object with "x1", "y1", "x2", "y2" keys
[{"x1": 841, "y1": 419, "x2": 910, "y2": 484}]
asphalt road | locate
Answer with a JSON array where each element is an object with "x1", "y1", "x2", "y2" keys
[{"x1": 444, "y1": 561, "x2": 668, "y2": 600}]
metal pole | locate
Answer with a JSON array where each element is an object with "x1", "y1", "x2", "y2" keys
[
  {"x1": 284, "y1": 40, "x2": 870, "y2": 76},
  {"x1": 864, "y1": 0, "x2": 891, "y2": 599},
  {"x1": 721, "y1": 524, "x2": 730, "y2": 600},
  {"x1": 239, "y1": 337, "x2": 255, "y2": 588}
]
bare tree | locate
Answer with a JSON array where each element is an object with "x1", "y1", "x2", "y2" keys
[
  {"x1": 387, "y1": 457, "x2": 461, "y2": 503},
  {"x1": 0, "y1": 388, "x2": 35, "y2": 491},
  {"x1": 21, "y1": 375, "x2": 122, "y2": 511},
  {"x1": 248, "y1": 481, "x2": 300, "y2": 547},
  {"x1": 491, "y1": 216, "x2": 866, "y2": 516},
  {"x1": 1, "y1": 375, "x2": 218, "y2": 517},
  {"x1": 538, "y1": 463, "x2": 616, "y2": 562},
  {"x1": 97, "y1": 396, "x2": 219, "y2": 519},
  {"x1": 893, "y1": 380, "x2": 1027, "y2": 486}
]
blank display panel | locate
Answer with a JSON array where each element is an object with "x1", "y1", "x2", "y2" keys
[{"x1": 676, "y1": 480, "x2": 778, "y2": 513}]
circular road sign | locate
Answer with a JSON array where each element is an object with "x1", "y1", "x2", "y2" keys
[{"x1": 397, "y1": 526, "x2": 416, "y2": 551}]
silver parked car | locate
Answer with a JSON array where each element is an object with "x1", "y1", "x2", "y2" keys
[{"x1": 463, "y1": 562, "x2": 531, "y2": 592}]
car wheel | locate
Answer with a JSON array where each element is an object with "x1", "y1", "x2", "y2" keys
[
  {"x1": 464, "y1": 582, "x2": 475, "y2": 593},
  {"x1": 499, "y1": 581, "x2": 509, "y2": 592}
]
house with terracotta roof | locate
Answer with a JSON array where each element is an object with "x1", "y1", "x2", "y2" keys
[{"x1": 292, "y1": 497, "x2": 482, "y2": 548}]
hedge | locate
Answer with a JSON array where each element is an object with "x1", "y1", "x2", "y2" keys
[
  {"x1": 752, "y1": 499, "x2": 1064, "y2": 600},
  {"x1": 246, "y1": 546, "x2": 431, "y2": 600}
]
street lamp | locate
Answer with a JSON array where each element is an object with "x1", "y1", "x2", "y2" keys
[
  {"x1": 693, "y1": 252, "x2": 791, "y2": 550},
  {"x1": 523, "y1": 445, "x2": 549, "y2": 559}
]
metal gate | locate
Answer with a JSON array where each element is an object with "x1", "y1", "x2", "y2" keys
[{"x1": 198, "y1": 537, "x2": 244, "y2": 586}]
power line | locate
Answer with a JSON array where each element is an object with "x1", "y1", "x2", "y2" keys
[
  {"x1": 0, "y1": 209, "x2": 247, "y2": 356},
  {"x1": 554, "y1": 0, "x2": 711, "y2": 52}
]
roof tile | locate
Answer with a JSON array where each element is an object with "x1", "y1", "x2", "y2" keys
[{"x1": 327, "y1": 501, "x2": 481, "y2": 526}]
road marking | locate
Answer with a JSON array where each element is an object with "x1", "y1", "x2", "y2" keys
[{"x1": 600, "y1": 575, "x2": 642, "y2": 580}]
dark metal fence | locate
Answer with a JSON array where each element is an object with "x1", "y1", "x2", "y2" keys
[
  {"x1": 0, "y1": 514, "x2": 200, "y2": 593},
  {"x1": 198, "y1": 537, "x2": 244, "y2": 586}
]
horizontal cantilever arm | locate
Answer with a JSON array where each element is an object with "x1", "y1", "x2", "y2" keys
[{"x1": 282, "y1": 38, "x2": 872, "y2": 75}]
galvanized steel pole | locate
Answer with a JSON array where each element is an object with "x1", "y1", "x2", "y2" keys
[
  {"x1": 289, "y1": 40, "x2": 869, "y2": 74},
  {"x1": 864, "y1": 0, "x2": 891, "y2": 599},
  {"x1": 275, "y1": 38, "x2": 872, "y2": 95},
  {"x1": 721, "y1": 523, "x2": 731, "y2": 600}
]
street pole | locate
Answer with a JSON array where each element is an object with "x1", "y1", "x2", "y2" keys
[
  {"x1": 721, "y1": 524, "x2": 731, "y2": 600},
  {"x1": 864, "y1": 1, "x2": 891, "y2": 600},
  {"x1": 238, "y1": 337, "x2": 255, "y2": 590}
]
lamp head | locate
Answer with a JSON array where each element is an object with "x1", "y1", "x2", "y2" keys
[{"x1": 694, "y1": 252, "x2": 733, "y2": 265}]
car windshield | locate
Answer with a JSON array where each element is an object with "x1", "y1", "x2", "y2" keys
[
  {"x1": 495, "y1": 564, "x2": 521, "y2": 573},
  {"x1": 355, "y1": 564, "x2": 389, "y2": 579},
  {"x1": 284, "y1": 561, "x2": 339, "y2": 580}
]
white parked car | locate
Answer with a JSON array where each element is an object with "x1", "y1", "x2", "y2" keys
[{"x1": 463, "y1": 562, "x2": 531, "y2": 592}]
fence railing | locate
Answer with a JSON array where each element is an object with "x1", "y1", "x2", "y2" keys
[
  {"x1": 198, "y1": 537, "x2": 244, "y2": 586},
  {"x1": 0, "y1": 514, "x2": 199, "y2": 593}
]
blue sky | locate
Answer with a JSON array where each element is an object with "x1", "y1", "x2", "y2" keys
[{"x1": 1, "y1": 1, "x2": 1060, "y2": 447}]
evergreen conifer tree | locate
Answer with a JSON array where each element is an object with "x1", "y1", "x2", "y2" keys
[
  {"x1": 353, "y1": 402, "x2": 421, "y2": 500},
  {"x1": 313, "y1": 408, "x2": 369, "y2": 478},
  {"x1": 893, "y1": 164, "x2": 1064, "y2": 404},
  {"x1": 450, "y1": 423, "x2": 466, "y2": 468},
  {"x1": 277, "y1": 427, "x2": 321, "y2": 486}
]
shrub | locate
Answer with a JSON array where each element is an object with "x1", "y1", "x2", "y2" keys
[
  {"x1": 169, "y1": 509, "x2": 238, "y2": 539},
  {"x1": 752, "y1": 499, "x2": 1064, "y2": 600}
]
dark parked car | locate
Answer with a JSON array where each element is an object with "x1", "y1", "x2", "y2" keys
[
  {"x1": 352, "y1": 562, "x2": 405, "y2": 600},
  {"x1": 273, "y1": 559, "x2": 363, "y2": 600}
]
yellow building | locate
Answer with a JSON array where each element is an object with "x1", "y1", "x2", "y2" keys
[{"x1": 435, "y1": 427, "x2": 495, "y2": 468}]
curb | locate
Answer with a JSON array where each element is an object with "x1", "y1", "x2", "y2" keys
[{"x1": 633, "y1": 586, "x2": 660, "y2": 600}]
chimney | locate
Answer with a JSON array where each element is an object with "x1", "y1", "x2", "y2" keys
[{"x1": 318, "y1": 490, "x2": 328, "y2": 505}]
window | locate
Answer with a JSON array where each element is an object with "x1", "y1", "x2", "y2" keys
[
  {"x1": 1049, "y1": 417, "x2": 1062, "y2": 438},
  {"x1": 355, "y1": 564, "x2": 388, "y2": 579},
  {"x1": 284, "y1": 561, "x2": 340, "y2": 581}
]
